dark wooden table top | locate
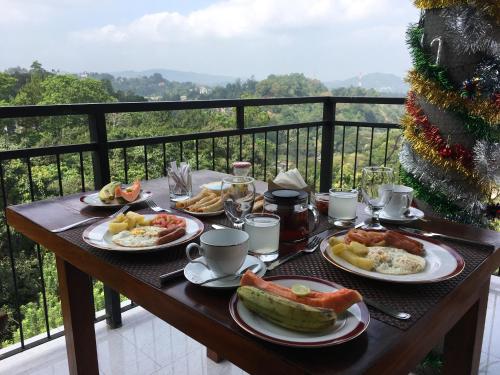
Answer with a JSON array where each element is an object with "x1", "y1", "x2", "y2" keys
[{"x1": 6, "y1": 170, "x2": 500, "y2": 375}]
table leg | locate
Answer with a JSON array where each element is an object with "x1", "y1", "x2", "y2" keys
[
  {"x1": 56, "y1": 256, "x2": 99, "y2": 375},
  {"x1": 443, "y1": 279, "x2": 490, "y2": 375},
  {"x1": 206, "y1": 348, "x2": 224, "y2": 363}
]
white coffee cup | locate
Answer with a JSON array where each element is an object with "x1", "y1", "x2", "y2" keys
[
  {"x1": 186, "y1": 229, "x2": 249, "y2": 276},
  {"x1": 384, "y1": 185, "x2": 414, "y2": 218}
]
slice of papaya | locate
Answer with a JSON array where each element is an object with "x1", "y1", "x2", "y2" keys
[
  {"x1": 115, "y1": 180, "x2": 141, "y2": 202},
  {"x1": 241, "y1": 271, "x2": 362, "y2": 314}
]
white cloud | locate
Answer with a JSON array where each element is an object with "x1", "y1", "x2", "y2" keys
[{"x1": 72, "y1": 0, "x2": 389, "y2": 43}]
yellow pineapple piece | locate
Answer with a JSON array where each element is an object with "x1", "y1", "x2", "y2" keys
[
  {"x1": 338, "y1": 249, "x2": 374, "y2": 271},
  {"x1": 347, "y1": 241, "x2": 369, "y2": 256},
  {"x1": 108, "y1": 222, "x2": 128, "y2": 234}
]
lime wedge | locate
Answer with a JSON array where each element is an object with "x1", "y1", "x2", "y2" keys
[{"x1": 291, "y1": 284, "x2": 311, "y2": 297}]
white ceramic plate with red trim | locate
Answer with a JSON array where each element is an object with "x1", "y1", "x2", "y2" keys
[
  {"x1": 80, "y1": 191, "x2": 152, "y2": 207},
  {"x1": 82, "y1": 214, "x2": 203, "y2": 253},
  {"x1": 229, "y1": 275, "x2": 369, "y2": 348},
  {"x1": 320, "y1": 231, "x2": 465, "y2": 284}
]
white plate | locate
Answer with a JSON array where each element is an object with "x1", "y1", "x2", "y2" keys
[
  {"x1": 82, "y1": 214, "x2": 204, "y2": 253},
  {"x1": 81, "y1": 191, "x2": 152, "y2": 207},
  {"x1": 364, "y1": 206, "x2": 424, "y2": 223},
  {"x1": 184, "y1": 255, "x2": 266, "y2": 288},
  {"x1": 320, "y1": 232, "x2": 465, "y2": 284},
  {"x1": 229, "y1": 276, "x2": 370, "y2": 347},
  {"x1": 179, "y1": 209, "x2": 225, "y2": 217}
]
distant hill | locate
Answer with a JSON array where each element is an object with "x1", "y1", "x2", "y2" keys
[
  {"x1": 109, "y1": 69, "x2": 238, "y2": 87},
  {"x1": 325, "y1": 73, "x2": 408, "y2": 94}
]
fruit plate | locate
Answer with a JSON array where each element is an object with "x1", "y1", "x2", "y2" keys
[
  {"x1": 82, "y1": 214, "x2": 204, "y2": 253},
  {"x1": 229, "y1": 275, "x2": 370, "y2": 348},
  {"x1": 80, "y1": 191, "x2": 152, "y2": 207},
  {"x1": 320, "y1": 231, "x2": 465, "y2": 284}
]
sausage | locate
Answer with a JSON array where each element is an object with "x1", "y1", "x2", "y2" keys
[
  {"x1": 158, "y1": 224, "x2": 179, "y2": 237},
  {"x1": 384, "y1": 230, "x2": 425, "y2": 256},
  {"x1": 156, "y1": 227, "x2": 186, "y2": 245}
]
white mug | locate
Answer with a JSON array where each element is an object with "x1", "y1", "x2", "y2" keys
[
  {"x1": 384, "y1": 185, "x2": 414, "y2": 218},
  {"x1": 186, "y1": 229, "x2": 249, "y2": 276}
]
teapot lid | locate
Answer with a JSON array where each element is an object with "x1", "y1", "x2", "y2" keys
[{"x1": 264, "y1": 189, "x2": 307, "y2": 204}]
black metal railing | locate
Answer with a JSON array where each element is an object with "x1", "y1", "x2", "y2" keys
[{"x1": 0, "y1": 96, "x2": 404, "y2": 359}]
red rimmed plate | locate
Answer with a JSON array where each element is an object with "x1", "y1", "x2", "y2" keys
[
  {"x1": 320, "y1": 231, "x2": 465, "y2": 284},
  {"x1": 82, "y1": 213, "x2": 204, "y2": 253},
  {"x1": 229, "y1": 275, "x2": 369, "y2": 348}
]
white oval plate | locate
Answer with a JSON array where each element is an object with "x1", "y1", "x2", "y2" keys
[
  {"x1": 184, "y1": 255, "x2": 266, "y2": 288},
  {"x1": 229, "y1": 276, "x2": 369, "y2": 347},
  {"x1": 320, "y1": 232, "x2": 464, "y2": 284},
  {"x1": 81, "y1": 191, "x2": 152, "y2": 207},
  {"x1": 364, "y1": 206, "x2": 424, "y2": 223},
  {"x1": 82, "y1": 214, "x2": 203, "y2": 253}
]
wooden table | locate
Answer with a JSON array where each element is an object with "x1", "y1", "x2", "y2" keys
[{"x1": 6, "y1": 170, "x2": 500, "y2": 375}]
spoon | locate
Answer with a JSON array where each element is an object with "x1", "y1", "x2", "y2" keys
[{"x1": 198, "y1": 263, "x2": 259, "y2": 286}]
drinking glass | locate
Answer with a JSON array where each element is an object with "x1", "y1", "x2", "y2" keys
[
  {"x1": 221, "y1": 176, "x2": 256, "y2": 228},
  {"x1": 244, "y1": 213, "x2": 280, "y2": 261},
  {"x1": 328, "y1": 188, "x2": 358, "y2": 227},
  {"x1": 360, "y1": 167, "x2": 394, "y2": 230}
]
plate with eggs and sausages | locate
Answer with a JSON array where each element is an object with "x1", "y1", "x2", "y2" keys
[
  {"x1": 320, "y1": 229, "x2": 465, "y2": 284},
  {"x1": 82, "y1": 211, "x2": 204, "y2": 252}
]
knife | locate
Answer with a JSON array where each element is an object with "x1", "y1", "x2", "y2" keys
[
  {"x1": 399, "y1": 227, "x2": 494, "y2": 249},
  {"x1": 159, "y1": 268, "x2": 185, "y2": 284}
]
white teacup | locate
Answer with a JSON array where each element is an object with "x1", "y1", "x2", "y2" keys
[
  {"x1": 384, "y1": 185, "x2": 414, "y2": 218},
  {"x1": 186, "y1": 229, "x2": 249, "y2": 276}
]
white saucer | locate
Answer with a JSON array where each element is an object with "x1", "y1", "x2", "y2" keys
[
  {"x1": 364, "y1": 206, "x2": 424, "y2": 223},
  {"x1": 184, "y1": 255, "x2": 266, "y2": 288}
]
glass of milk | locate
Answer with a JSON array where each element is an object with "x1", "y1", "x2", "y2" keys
[
  {"x1": 328, "y1": 188, "x2": 358, "y2": 227},
  {"x1": 244, "y1": 213, "x2": 280, "y2": 261}
]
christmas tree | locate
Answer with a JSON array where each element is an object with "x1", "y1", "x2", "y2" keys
[{"x1": 400, "y1": 0, "x2": 499, "y2": 228}]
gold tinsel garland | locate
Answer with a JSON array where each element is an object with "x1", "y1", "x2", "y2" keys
[
  {"x1": 414, "y1": 1, "x2": 500, "y2": 24},
  {"x1": 401, "y1": 114, "x2": 476, "y2": 178},
  {"x1": 407, "y1": 71, "x2": 500, "y2": 126}
]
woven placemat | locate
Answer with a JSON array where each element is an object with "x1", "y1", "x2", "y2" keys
[{"x1": 56, "y1": 211, "x2": 492, "y2": 331}]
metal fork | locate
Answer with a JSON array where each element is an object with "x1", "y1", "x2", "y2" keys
[
  {"x1": 145, "y1": 198, "x2": 173, "y2": 214},
  {"x1": 51, "y1": 204, "x2": 130, "y2": 233},
  {"x1": 267, "y1": 236, "x2": 322, "y2": 271}
]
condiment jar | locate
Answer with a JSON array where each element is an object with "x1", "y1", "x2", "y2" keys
[
  {"x1": 263, "y1": 189, "x2": 319, "y2": 242},
  {"x1": 232, "y1": 161, "x2": 252, "y2": 177}
]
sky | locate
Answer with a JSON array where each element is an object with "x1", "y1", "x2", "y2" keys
[{"x1": 0, "y1": 0, "x2": 420, "y2": 81}]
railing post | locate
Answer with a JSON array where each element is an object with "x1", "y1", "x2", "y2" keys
[
  {"x1": 88, "y1": 112, "x2": 122, "y2": 329},
  {"x1": 236, "y1": 106, "x2": 244, "y2": 130},
  {"x1": 320, "y1": 98, "x2": 335, "y2": 192}
]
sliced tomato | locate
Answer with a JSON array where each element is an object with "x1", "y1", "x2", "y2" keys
[{"x1": 151, "y1": 214, "x2": 186, "y2": 229}]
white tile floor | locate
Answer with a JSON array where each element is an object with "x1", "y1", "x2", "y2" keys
[{"x1": 1, "y1": 276, "x2": 499, "y2": 375}]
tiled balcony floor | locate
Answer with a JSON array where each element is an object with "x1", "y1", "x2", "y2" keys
[{"x1": 1, "y1": 276, "x2": 499, "y2": 375}]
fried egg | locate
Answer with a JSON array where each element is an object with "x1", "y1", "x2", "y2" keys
[
  {"x1": 111, "y1": 226, "x2": 163, "y2": 247},
  {"x1": 366, "y1": 246, "x2": 426, "y2": 275}
]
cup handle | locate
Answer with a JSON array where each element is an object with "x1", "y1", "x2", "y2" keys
[
  {"x1": 308, "y1": 204, "x2": 320, "y2": 232},
  {"x1": 403, "y1": 194, "x2": 411, "y2": 211},
  {"x1": 186, "y1": 243, "x2": 210, "y2": 269}
]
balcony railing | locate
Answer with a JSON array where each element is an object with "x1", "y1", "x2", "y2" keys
[{"x1": 0, "y1": 96, "x2": 404, "y2": 359}]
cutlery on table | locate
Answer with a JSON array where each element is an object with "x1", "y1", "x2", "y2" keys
[
  {"x1": 198, "y1": 263, "x2": 260, "y2": 286},
  {"x1": 267, "y1": 236, "x2": 321, "y2": 271},
  {"x1": 400, "y1": 227, "x2": 493, "y2": 249},
  {"x1": 159, "y1": 268, "x2": 185, "y2": 284},
  {"x1": 51, "y1": 204, "x2": 130, "y2": 233},
  {"x1": 363, "y1": 297, "x2": 411, "y2": 320},
  {"x1": 145, "y1": 198, "x2": 174, "y2": 214}
]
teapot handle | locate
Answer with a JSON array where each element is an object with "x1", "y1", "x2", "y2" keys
[{"x1": 308, "y1": 204, "x2": 320, "y2": 233}]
